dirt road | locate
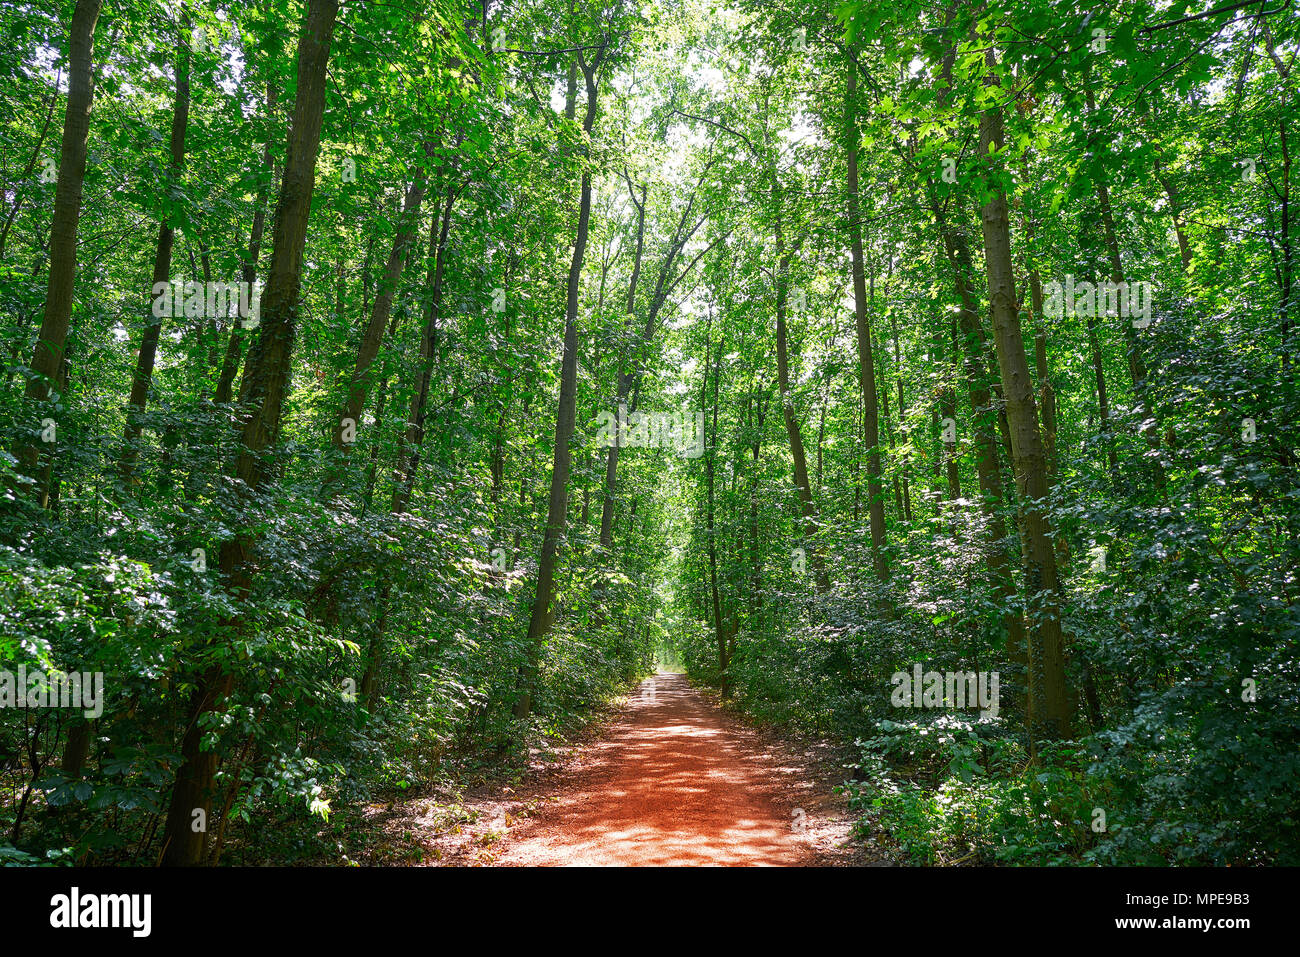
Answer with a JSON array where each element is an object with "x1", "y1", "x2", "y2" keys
[{"x1": 492, "y1": 673, "x2": 831, "y2": 866}]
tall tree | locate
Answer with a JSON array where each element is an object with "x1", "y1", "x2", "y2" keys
[
  {"x1": 515, "y1": 41, "x2": 608, "y2": 721},
  {"x1": 845, "y1": 43, "x2": 888, "y2": 577},
  {"x1": 121, "y1": 26, "x2": 192, "y2": 482},
  {"x1": 160, "y1": 0, "x2": 341, "y2": 866},
  {"x1": 976, "y1": 44, "x2": 1070, "y2": 746},
  {"x1": 13, "y1": 0, "x2": 104, "y2": 504}
]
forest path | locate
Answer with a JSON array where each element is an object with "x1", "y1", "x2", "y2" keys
[{"x1": 482, "y1": 672, "x2": 863, "y2": 866}]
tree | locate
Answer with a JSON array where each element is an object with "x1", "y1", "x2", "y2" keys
[
  {"x1": 121, "y1": 26, "x2": 191, "y2": 482},
  {"x1": 13, "y1": 0, "x2": 104, "y2": 505},
  {"x1": 160, "y1": 0, "x2": 341, "y2": 867}
]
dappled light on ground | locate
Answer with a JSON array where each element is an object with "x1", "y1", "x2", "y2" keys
[{"x1": 497, "y1": 674, "x2": 812, "y2": 866}]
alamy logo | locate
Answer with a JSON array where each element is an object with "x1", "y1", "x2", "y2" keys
[
  {"x1": 50, "y1": 887, "x2": 151, "y2": 937},
  {"x1": 0, "y1": 665, "x2": 103, "y2": 718},
  {"x1": 150, "y1": 279, "x2": 261, "y2": 328},
  {"x1": 890, "y1": 665, "x2": 999, "y2": 718},
  {"x1": 594, "y1": 403, "x2": 704, "y2": 459},
  {"x1": 1043, "y1": 274, "x2": 1153, "y2": 328}
]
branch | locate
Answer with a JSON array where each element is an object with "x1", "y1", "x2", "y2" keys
[
  {"x1": 667, "y1": 109, "x2": 755, "y2": 153},
  {"x1": 1139, "y1": 0, "x2": 1276, "y2": 34}
]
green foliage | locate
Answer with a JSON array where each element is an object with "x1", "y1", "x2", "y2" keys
[{"x1": 1, "y1": 0, "x2": 1297, "y2": 867}]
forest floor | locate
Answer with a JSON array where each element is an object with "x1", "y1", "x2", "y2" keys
[{"x1": 370, "y1": 672, "x2": 886, "y2": 866}]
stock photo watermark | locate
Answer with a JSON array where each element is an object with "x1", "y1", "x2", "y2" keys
[
  {"x1": 1043, "y1": 275, "x2": 1154, "y2": 329},
  {"x1": 0, "y1": 665, "x2": 104, "y2": 719},
  {"x1": 49, "y1": 887, "x2": 151, "y2": 937},
  {"x1": 150, "y1": 279, "x2": 261, "y2": 329},
  {"x1": 593, "y1": 403, "x2": 705, "y2": 458},
  {"x1": 890, "y1": 665, "x2": 999, "y2": 718}
]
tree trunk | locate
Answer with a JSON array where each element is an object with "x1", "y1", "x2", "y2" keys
[
  {"x1": 747, "y1": 388, "x2": 766, "y2": 614},
  {"x1": 62, "y1": 719, "x2": 92, "y2": 777},
  {"x1": 598, "y1": 180, "x2": 646, "y2": 549},
  {"x1": 216, "y1": 81, "x2": 277, "y2": 405},
  {"x1": 1080, "y1": 238, "x2": 1119, "y2": 473},
  {"x1": 333, "y1": 154, "x2": 433, "y2": 450},
  {"x1": 937, "y1": 305, "x2": 962, "y2": 503},
  {"x1": 1154, "y1": 158, "x2": 1193, "y2": 271},
  {"x1": 1085, "y1": 82, "x2": 1164, "y2": 476},
  {"x1": 514, "y1": 48, "x2": 605, "y2": 721},
  {"x1": 934, "y1": 213, "x2": 1029, "y2": 664},
  {"x1": 1025, "y1": 263, "x2": 1058, "y2": 481},
  {"x1": 14, "y1": 0, "x2": 104, "y2": 502},
  {"x1": 391, "y1": 180, "x2": 457, "y2": 513},
  {"x1": 977, "y1": 48, "x2": 1071, "y2": 746},
  {"x1": 703, "y1": 313, "x2": 729, "y2": 686},
  {"x1": 160, "y1": 0, "x2": 339, "y2": 866},
  {"x1": 774, "y1": 205, "x2": 829, "y2": 593},
  {"x1": 925, "y1": 30, "x2": 1029, "y2": 675},
  {"x1": 845, "y1": 48, "x2": 888, "y2": 576},
  {"x1": 121, "y1": 30, "x2": 190, "y2": 482},
  {"x1": 888, "y1": 309, "x2": 914, "y2": 522},
  {"x1": 355, "y1": 178, "x2": 459, "y2": 708}
]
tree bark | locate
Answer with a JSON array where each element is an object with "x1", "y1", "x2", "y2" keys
[
  {"x1": 216, "y1": 81, "x2": 278, "y2": 405},
  {"x1": 514, "y1": 46, "x2": 606, "y2": 721},
  {"x1": 934, "y1": 211, "x2": 1029, "y2": 664},
  {"x1": 121, "y1": 30, "x2": 190, "y2": 482},
  {"x1": 977, "y1": 48, "x2": 1071, "y2": 746},
  {"x1": 845, "y1": 48, "x2": 888, "y2": 577},
  {"x1": 160, "y1": 0, "x2": 340, "y2": 866},
  {"x1": 597, "y1": 178, "x2": 646, "y2": 549},
  {"x1": 1084, "y1": 82, "x2": 1165, "y2": 476},
  {"x1": 391, "y1": 180, "x2": 457, "y2": 513},
  {"x1": 937, "y1": 305, "x2": 962, "y2": 503},
  {"x1": 333, "y1": 152, "x2": 434, "y2": 450},
  {"x1": 1154, "y1": 158, "x2": 1193, "y2": 271},
  {"x1": 703, "y1": 312, "x2": 729, "y2": 686},
  {"x1": 774, "y1": 200, "x2": 830, "y2": 594},
  {"x1": 14, "y1": 0, "x2": 104, "y2": 503}
]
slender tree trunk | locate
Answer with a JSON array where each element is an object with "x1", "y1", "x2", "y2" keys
[
  {"x1": 936, "y1": 305, "x2": 962, "y2": 503},
  {"x1": 160, "y1": 0, "x2": 340, "y2": 866},
  {"x1": 1084, "y1": 82, "x2": 1164, "y2": 477},
  {"x1": 1278, "y1": 112, "x2": 1293, "y2": 373},
  {"x1": 774, "y1": 205, "x2": 830, "y2": 593},
  {"x1": 845, "y1": 48, "x2": 887, "y2": 576},
  {"x1": 61, "y1": 719, "x2": 91, "y2": 777},
  {"x1": 1154, "y1": 158, "x2": 1193, "y2": 271},
  {"x1": 121, "y1": 31, "x2": 190, "y2": 481},
  {"x1": 595, "y1": 173, "x2": 713, "y2": 549},
  {"x1": 490, "y1": 408, "x2": 507, "y2": 509},
  {"x1": 1018, "y1": 167, "x2": 1059, "y2": 484},
  {"x1": 598, "y1": 181, "x2": 646, "y2": 549},
  {"x1": 747, "y1": 388, "x2": 766, "y2": 614},
  {"x1": 1080, "y1": 241, "x2": 1119, "y2": 474},
  {"x1": 889, "y1": 310, "x2": 913, "y2": 522},
  {"x1": 216, "y1": 82, "x2": 277, "y2": 405},
  {"x1": 879, "y1": 362, "x2": 903, "y2": 514},
  {"x1": 703, "y1": 312, "x2": 728, "y2": 686},
  {"x1": 392, "y1": 180, "x2": 457, "y2": 513},
  {"x1": 1025, "y1": 262, "x2": 1058, "y2": 481},
  {"x1": 14, "y1": 0, "x2": 104, "y2": 502},
  {"x1": 924, "y1": 28, "x2": 1030, "y2": 679},
  {"x1": 977, "y1": 48, "x2": 1071, "y2": 746},
  {"x1": 0, "y1": 72, "x2": 60, "y2": 263},
  {"x1": 515, "y1": 49, "x2": 605, "y2": 721},
  {"x1": 935, "y1": 213, "x2": 1029, "y2": 666},
  {"x1": 816, "y1": 377, "x2": 828, "y2": 492},
  {"x1": 332, "y1": 154, "x2": 433, "y2": 450}
]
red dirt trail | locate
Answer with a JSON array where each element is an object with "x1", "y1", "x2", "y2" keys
[{"x1": 493, "y1": 673, "x2": 822, "y2": 866}]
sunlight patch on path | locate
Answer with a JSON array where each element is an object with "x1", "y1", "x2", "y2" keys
[{"x1": 494, "y1": 673, "x2": 814, "y2": 866}]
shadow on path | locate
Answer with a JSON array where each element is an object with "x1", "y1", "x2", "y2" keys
[{"x1": 497, "y1": 673, "x2": 814, "y2": 866}]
